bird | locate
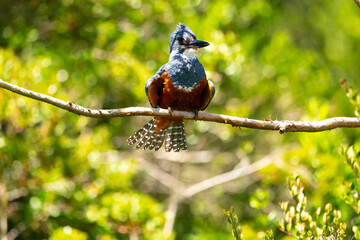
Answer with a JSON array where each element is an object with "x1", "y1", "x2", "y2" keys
[{"x1": 127, "y1": 23, "x2": 215, "y2": 152}]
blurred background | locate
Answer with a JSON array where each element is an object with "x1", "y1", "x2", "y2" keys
[{"x1": 0, "y1": 0, "x2": 360, "y2": 239}]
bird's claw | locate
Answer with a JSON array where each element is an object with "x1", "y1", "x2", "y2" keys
[
  {"x1": 168, "y1": 107, "x2": 174, "y2": 117},
  {"x1": 193, "y1": 109, "x2": 199, "y2": 120}
]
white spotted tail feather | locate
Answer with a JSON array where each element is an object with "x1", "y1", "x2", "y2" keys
[
  {"x1": 165, "y1": 122, "x2": 187, "y2": 152},
  {"x1": 127, "y1": 118, "x2": 187, "y2": 152}
]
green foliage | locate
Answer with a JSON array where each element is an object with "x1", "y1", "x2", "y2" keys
[
  {"x1": 354, "y1": 226, "x2": 360, "y2": 240},
  {"x1": 1, "y1": 0, "x2": 360, "y2": 239},
  {"x1": 227, "y1": 174, "x2": 360, "y2": 239},
  {"x1": 341, "y1": 145, "x2": 360, "y2": 215},
  {"x1": 224, "y1": 206, "x2": 243, "y2": 240},
  {"x1": 50, "y1": 226, "x2": 88, "y2": 240},
  {"x1": 231, "y1": 81, "x2": 360, "y2": 239},
  {"x1": 341, "y1": 79, "x2": 360, "y2": 117},
  {"x1": 280, "y1": 175, "x2": 347, "y2": 239},
  {"x1": 342, "y1": 145, "x2": 360, "y2": 179},
  {"x1": 258, "y1": 230, "x2": 274, "y2": 240},
  {"x1": 249, "y1": 189, "x2": 269, "y2": 210}
]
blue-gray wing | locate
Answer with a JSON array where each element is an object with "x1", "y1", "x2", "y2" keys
[
  {"x1": 200, "y1": 79, "x2": 215, "y2": 111},
  {"x1": 145, "y1": 66, "x2": 166, "y2": 108}
]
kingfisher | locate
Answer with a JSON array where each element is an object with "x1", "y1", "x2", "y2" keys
[{"x1": 127, "y1": 24, "x2": 215, "y2": 152}]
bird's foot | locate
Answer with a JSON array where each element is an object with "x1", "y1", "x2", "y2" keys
[
  {"x1": 193, "y1": 109, "x2": 199, "y2": 120},
  {"x1": 168, "y1": 107, "x2": 174, "y2": 117}
]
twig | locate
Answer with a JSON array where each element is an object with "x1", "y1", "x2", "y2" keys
[{"x1": 1, "y1": 79, "x2": 360, "y2": 133}]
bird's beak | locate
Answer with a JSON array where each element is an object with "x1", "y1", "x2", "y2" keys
[{"x1": 187, "y1": 39, "x2": 210, "y2": 48}]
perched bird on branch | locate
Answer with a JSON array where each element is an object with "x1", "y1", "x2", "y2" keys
[{"x1": 128, "y1": 24, "x2": 215, "y2": 152}]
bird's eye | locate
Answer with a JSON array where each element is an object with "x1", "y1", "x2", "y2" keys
[{"x1": 177, "y1": 36, "x2": 184, "y2": 43}]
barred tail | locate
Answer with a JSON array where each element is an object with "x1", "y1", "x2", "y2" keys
[
  {"x1": 127, "y1": 118, "x2": 187, "y2": 152},
  {"x1": 127, "y1": 118, "x2": 166, "y2": 151},
  {"x1": 165, "y1": 122, "x2": 187, "y2": 152}
]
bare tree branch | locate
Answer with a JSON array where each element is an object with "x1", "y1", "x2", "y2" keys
[
  {"x1": 163, "y1": 163, "x2": 181, "y2": 237},
  {"x1": 136, "y1": 153, "x2": 276, "y2": 199},
  {"x1": 137, "y1": 158, "x2": 185, "y2": 192},
  {"x1": 355, "y1": 0, "x2": 360, "y2": 8},
  {"x1": 0, "y1": 183, "x2": 8, "y2": 240},
  {"x1": 109, "y1": 151, "x2": 279, "y2": 234},
  {"x1": 154, "y1": 151, "x2": 213, "y2": 163},
  {"x1": 7, "y1": 222, "x2": 26, "y2": 240},
  {"x1": 1, "y1": 79, "x2": 360, "y2": 133},
  {"x1": 182, "y1": 154, "x2": 275, "y2": 198},
  {"x1": 7, "y1": 188, "x2": 28, "y2": 202}
]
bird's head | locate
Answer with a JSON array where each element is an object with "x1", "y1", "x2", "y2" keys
[{"x1": 169, "y1": 23, "x2": 209, "y2": 54}]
